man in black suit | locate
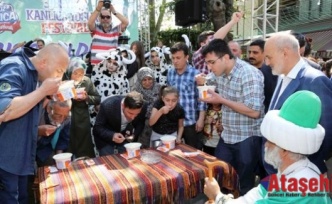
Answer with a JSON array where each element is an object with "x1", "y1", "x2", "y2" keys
[{"x1": 93, "y1": 91, "x2": 147, "y2": 155}]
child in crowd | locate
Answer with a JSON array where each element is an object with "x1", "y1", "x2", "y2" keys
[
  {"x1": 203, "y1": 103, "x2": 222, "y2": 155},
  {"x1": 149, "y1": 86, "x2": 185, "y2": 146}
]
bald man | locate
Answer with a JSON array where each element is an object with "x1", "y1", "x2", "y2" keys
[
  {"x1": 263, "y1": 33, "x2": 332, "y2": 175},
  {"x1": 0, "y1": 43, "x2": 69, "y2": 203}
]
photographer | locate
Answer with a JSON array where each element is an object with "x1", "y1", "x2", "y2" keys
[{"x1": 88, "y1": 0, "x2": 129, "y2": 66}]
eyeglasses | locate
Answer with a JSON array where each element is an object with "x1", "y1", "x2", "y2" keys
[
  {"x1": 205, "y1": 56, "x2": 223, "y2": 65},
  {"x1": 100, "y1": 15, "x2": 111, "y2": 19}
]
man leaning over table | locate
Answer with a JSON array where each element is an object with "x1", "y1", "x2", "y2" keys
[
  {"x1": 199, "y1": 38, "x2": 265, "y2": 196},
  {"x1": 204, "y1": 91, "x2": 331, "y2": 204},
  {"x1": 0, "y1": 43, "x2": 69, "y2": 203},
  {"x1": 36, "y1": 99, "x2": 72, "y2": 167},
  {"x1": 93, "y1": 91, "x2": 147, "y2": 155}
]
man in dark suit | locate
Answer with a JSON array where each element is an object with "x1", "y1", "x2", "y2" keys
[
  {"x1": 93, "y1": 91, "x2": 147, "y2": 155},
  {"x1": 263, "y1": 33, "x2": 332, "y2": 174}
]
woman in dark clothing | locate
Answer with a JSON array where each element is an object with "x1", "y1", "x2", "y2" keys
[{"x1": 64, "y1": 57, "x2": 101, "y2": 158}]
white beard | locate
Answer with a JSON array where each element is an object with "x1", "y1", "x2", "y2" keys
[{"x1": 264, "y1": 146, "x2": 282, "y2": 170}]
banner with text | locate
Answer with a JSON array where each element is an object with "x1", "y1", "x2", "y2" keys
[{"x1": 0, "y1": 0, "x2": 138, "y2": 57}]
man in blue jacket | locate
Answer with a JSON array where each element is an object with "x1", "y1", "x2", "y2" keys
[
  {"x1": 263, "y1": 32, "x2": 332, "y2": 175},
  {"x1": 0, "y1": 44, "x2": 69, "y2": 203}
]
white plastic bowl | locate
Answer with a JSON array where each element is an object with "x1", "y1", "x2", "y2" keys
[
  {"x1": 56, "y1": 80, "x2": 75, "y2": 101},
  {"x1": 124, "y1": 142, "x2": 142, "y2": 159},
  {"x1": 53, "y1": 153, "x2": 72, "y2": 169},
  {"x1": 160, "y1": 136, "x2": 176, "y2": 149}
]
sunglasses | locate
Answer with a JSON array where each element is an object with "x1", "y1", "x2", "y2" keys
[{"x1": 100, "y1": 15, "x2": 111, "y2": 19}]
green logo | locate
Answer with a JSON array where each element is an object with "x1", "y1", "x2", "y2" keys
[{"x1": 0, "y1": 83, "x2": 11, "y2": 92}]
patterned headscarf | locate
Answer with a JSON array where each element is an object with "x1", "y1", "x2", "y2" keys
[{"x1": 134, "y1": 67, "x2": 161, "y2": 117}]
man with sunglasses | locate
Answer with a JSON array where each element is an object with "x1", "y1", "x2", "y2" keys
[{"x1": 88, "y1": 0, "x2": 129, "y2": 65}]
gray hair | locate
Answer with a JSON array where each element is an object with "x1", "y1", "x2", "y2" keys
[
  {"x1": 48, "y1": 99, "x2": 72, "y2": 109},
  {"x1": 272, "y1": 33, "x2": 299, "y2": 53}
]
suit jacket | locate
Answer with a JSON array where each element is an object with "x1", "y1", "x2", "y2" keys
[
  {"x1": 260, "y1": 64, "x2": 278, "y2": 113},
  {"x1": 270, "y1": 64, "x2": 332, "y2": 173},
  {"x1": 93, "y1": 95, "x2": 147, "y2": 149}
]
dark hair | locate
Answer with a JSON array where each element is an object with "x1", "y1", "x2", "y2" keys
[
  {"x1": 36, "y1": 39, "x2": 45, "y2": 45},
  {"x1": 249, "y1": 39, "x2": 265, "y2": 51},
  {"x1": 201, "y1": 39, "x2": 234, "y2": 59},
  {"x1": 123, "y1": 91, "x2": 144, "y2": 109},
  {"x1": 291, "y1": 32, "x2": 306, "y2": 48},
  {"x1": 197, "y1": 30, "x2": 215, "y2": 46},
  {"x1": 325, "y1": 59, "x2": 332, "y2": 78},
  {"x1": 130, "y1": 41, "x2": 145, "y2": 68},
  {"x1": 170, "y1": 42, "x2": 189, "y2": 56},
  {"x1": 159, "y1": 86, "x2": 179, "y2": 100},
  {"x1": 303, "y1": 43, "x2": 312, "y2": 57}
]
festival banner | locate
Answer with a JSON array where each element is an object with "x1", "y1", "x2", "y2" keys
[{"x1": 0, "y1": 0, "x2": 138, "y2": 57}]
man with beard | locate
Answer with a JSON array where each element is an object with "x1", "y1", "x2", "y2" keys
[
  {"x1": 263, "y1": 33, "x2": 332, "y2": 176},
  {"x1": 88, "y1": 0, "x2": 129, "y2": 65},
  {"x1": 36, "y1": 99, "x2": 72, "y2": 167},
  {"x1": 204, "y1": 91, "x2": 331, "y2": 203}
]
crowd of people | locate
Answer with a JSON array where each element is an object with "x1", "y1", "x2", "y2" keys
[{"x1": 1, "y1": 1, "x2": 332, "y2": 203}]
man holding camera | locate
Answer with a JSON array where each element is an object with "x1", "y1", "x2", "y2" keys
[{"x1": 88, "y1": 0, "x2": 129, "y2": 66}]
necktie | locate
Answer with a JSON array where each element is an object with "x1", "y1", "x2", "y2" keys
[
  {"x1": 51, "y1": 128, "x2": 61, "y2": 149},
  {"x1": 269, "y1": 79, "x2": 283, "y2": 110}
]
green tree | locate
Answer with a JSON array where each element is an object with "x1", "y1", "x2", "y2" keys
[{"x1": 149, "y1": 0, "x2": 172, "y2": 46}]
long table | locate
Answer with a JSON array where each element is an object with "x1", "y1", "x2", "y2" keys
[{"x1": 38, "y1": 144, "x2": 239, "y2": 204}]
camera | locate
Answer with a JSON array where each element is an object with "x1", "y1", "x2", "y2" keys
[{"x1": 103, "y1": 0, "x2": 111, "y2": 9}]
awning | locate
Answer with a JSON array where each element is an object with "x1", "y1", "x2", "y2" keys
[{"x1": 304, "y1": 30, "x2": 332, "y2": 58}]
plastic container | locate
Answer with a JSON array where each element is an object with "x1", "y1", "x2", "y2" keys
[
  {"x1": 75, "y1": 87, "x2": 85, "y2": 99},
  {"x1": 53, "y1": 153, "x2": 72, "y2": 169},
  {"x1": 197, "y1": 85, "x2": 216, "y2": 99},
  {"x1": 56, "y1": 80, "x2": 76, "y2": 101},
  {"x1": 124, "y1": 142, "x2": 142, "y2": 159},
  {"x1": 160, "y1": 136, "x2": 176, "y2": 149},
  {"x1": 141, "y1": 150, "x2": 161, "y2": 164}
]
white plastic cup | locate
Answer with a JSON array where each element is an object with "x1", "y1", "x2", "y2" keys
[
  {"x1": 55, "y1": 80, "x2": 75, "y2": 101},
  {"x1": 53, "y1": 153, "x2": 72, "y2": 169},
  {"x1": 160, "y1": 136, "x2": 176, "y2": 150},
  {"x1": 75, "y1": 87, "x2": 85, "y2": 99},
  {"x1": 124, "y1": 142, "x2": 142, "y2": 159},
  {"x1": 197, "y1": 85, "x2": 216, "y2": 99}
]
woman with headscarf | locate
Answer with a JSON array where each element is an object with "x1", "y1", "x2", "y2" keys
[
  {"x1": 133, "y1": 67, "x2": 161, "y2": 148},
  {"x1": 64, "y1": 57, "x2": 101, "y2": 158}
]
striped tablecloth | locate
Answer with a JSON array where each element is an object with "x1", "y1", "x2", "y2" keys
[{"x1": 38, "y1": 144, "x2": 239, "y2": 204}]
